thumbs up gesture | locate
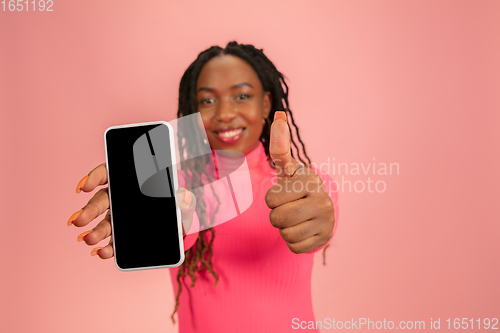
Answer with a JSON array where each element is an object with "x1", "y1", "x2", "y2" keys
[{"x1": 265, "y1": 111, "x2": 335, "y2": 254}]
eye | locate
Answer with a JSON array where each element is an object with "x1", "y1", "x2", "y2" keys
[
  {"x1": 199, "y1": 98, "x2": 215, "y2": 105},
  {"x1": 236, "y1": 94, "x2": 251, "y2": 100}
]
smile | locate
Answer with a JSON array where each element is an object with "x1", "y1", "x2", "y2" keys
[{"x1": 214, "y1": 127, "x2": 245, "y2": 143}]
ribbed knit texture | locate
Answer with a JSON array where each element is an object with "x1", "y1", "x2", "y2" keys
[{"x1": 169, "y1": 142, "x2": 339, "y2": 332}]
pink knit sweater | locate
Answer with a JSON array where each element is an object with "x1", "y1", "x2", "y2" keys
[{"x1": 169, "y1": 141, "x2": 339, "y2": 333}]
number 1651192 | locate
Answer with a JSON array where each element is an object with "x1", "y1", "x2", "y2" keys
[{"x1": 2, "y1": 0, "x2": 54, "y2": 11}]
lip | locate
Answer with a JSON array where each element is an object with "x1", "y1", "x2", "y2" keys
[{"x1": 214, "y1": 127, "x2": 245, "y2": 144}]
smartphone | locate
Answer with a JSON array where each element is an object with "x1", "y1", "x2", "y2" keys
[{"x1": 104, "y1": 121, "x2": 184, "y2": 271}]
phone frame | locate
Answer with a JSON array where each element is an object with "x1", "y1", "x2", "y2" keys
[{"x1": 104, "y1": 120, "x2": 184, "y2": 271}]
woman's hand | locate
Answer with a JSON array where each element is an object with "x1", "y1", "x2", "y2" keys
[
  {"x1": 67, "y1": 163, "x2": 196, "y2": 259},
  {"x1": 265, "y1": 112, "x2": 335, "y2": 254}
]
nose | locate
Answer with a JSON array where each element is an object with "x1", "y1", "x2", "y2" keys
[{"x1": 214, "y1": 98, "x2": 237, "y2": 123}]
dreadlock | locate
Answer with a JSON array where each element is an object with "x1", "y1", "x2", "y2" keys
[{"x1": 171, "y1": 41, "x2": 327, "y2": 323}]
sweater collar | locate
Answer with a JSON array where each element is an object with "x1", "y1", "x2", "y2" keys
[
  {"x1": 208, "y1": 141, "x2": 270, "y2": 177},
  {"x1": 244, "y1": 141, "x2": 269, "y2": 170}
]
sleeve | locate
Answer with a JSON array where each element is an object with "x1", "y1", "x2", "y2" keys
[
  {"x1": 183, "y1": 211, "x2": 200, "y2": 251},
  {"x1": 306, "y1": 167, "x2": 340, "y2": 254}
]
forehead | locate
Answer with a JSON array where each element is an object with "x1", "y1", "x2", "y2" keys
[{"x1": 196, "y1": 54, "x2": 262, "y2": 90}]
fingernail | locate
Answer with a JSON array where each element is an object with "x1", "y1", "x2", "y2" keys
[
  {"x1": 184, "y1": 191, "x2": 192, "y2": 205},
  {"x1": 75, "y1": 175, "x2": 89, "y2": 193},
  {"x1": 67, "y1": 209, "x2": 83, "y2": 226},
  {"x1": 90, "y1": 247, "x2": 103, "y2": 256},
  {"x1": 274, "y1": 111, "x2": 287, "y2": 122},
  {"x1": 77, "y1": 230, "x2": 93, "y2": 242}
]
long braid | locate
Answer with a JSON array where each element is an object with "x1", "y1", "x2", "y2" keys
[{"x1": 171, "y1": 41, "x2": 325, "y2": 324}]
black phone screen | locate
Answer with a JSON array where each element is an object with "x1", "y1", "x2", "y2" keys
[{"x1": 105, "y1": 123, "x2": 182, "y2": 270}]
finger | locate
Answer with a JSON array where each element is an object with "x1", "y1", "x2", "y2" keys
[
  {"x1": 79, "y1": 211, "x2": 112, "y2": 246},
  {"x1": 76, "y1": 163, "x2": 108, "y2": 194},
  {"x1": 265, "y1": 181, "x2": 306, "y2": 209},
  {"x1": 269, "y1": 111, "x2": 303, "y2": 180},
  {"x1": 176, "y1": 188, "x2": 197, "y2": 235},
  {"x1": 278, "y1": 219, "x2": 320, "y2": 244},
  {"x1": 284, "y1": 234, "x2": 325, "y2": 254},
  {"x1": 91, "y1": 237, "x2": 114, "y2": 259},
  {"x1": 69, "y1": 187, "x2": 109, "y2": 227},
  {"x1": 265, "y1": 170, "x2": 324, "y2": 209},
  {"x1": 269, "y1": 197, "x2": 317, "y2": 229}
]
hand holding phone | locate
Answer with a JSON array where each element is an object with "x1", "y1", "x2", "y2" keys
[
  {"x1": 69, "y1": 122, "x2": 197, "y2": 269},
  {"x1": 70, "y1": 166, "x2": 196, "y2": 259}
]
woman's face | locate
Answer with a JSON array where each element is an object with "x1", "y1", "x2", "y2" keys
[{"x1": 196, "y1": 54, "x2": 271, "y2": 155}]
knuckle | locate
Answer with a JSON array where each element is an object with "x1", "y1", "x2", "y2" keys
[
  {"x1": 321, "y1": 233, "x2": 332, "y2": 247},
  {"x1": 269, "y1": 209, "x2": 280, "y2": 227},
  {"x1": 264, "y1": 192, "x2": 271, "y2": 207},
  {"x1": 323, "y1": 197, "x2": 334, "y2": 211},
  {"x1": 293, "y1": 203, "x2": 303, "y2": 217},
  {"x1": 265, "y1": 190, "x2": 276, "y2": 208},
  {"x1": 97, "y1": 187, "x2": 109, "y2": 198},
  {"x1": 101, "y1": 220, "x2": 112, "y2": 238},
  {"x1": 279, "y1": 228, "x2": 293, "y2": 242},
  {"x1": 88, "y1": 202, "x2": 101, "y2": 217},
  {"x1": 293, "y1": 166, "x2": 306, "y2": 177},
  {"x1": 275, "y1": 211, "x2": 285, "y2": 227},
  {"x1": 287, "y1": 243, "x2": 300, "y2": 254},
  {"x1": 90, "y1": 189, "x2": 109, "y2": 213},
  {"x1": 97, "y1": 162, "x2": 108, "y2": 174},
  {"x1": 306, "y1": 173, "x2": 319, "y2": 184},
  {"x1": 98, "y1": 249, "x2": 108, "y2": 259},
  {"x1": 82, "y1": 201, "x2": 97, "y2": 217},
  {"x1": 298, "y1": 226, "x2": 308, "y2": 238},
  {"x1": 304, "y1": 175, "x2": 321, "y2": 193}
]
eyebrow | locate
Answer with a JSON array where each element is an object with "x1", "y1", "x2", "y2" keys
[{"x1": 197, "y1": 82, "x2": 254, "y2": 93}]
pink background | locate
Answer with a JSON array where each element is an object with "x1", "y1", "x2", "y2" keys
[{"x1": 1, "y1": 1, "x2": 499, "y2": 332}]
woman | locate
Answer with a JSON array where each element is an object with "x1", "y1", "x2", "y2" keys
[{"x1": 68, "y1": 41, "x2": 339, "y2": 332}]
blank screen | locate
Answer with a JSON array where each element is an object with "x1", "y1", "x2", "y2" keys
[{"x1": 105, "y1": 124, "x2": 181, "y2": 270}]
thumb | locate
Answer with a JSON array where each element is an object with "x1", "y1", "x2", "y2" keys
[
  {"x1": 269, "y1": 111, "x2": 303, "y2": 180},
  {"x1": 176, "y1": 187, "x2": 197, "y2": 237}
]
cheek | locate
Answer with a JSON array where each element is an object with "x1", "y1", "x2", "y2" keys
[
  {"x1": 246, "y1": 115, "x2": 264, "y2": 139},
  {"x1": 243, "y1": 102, "x2": 265, "y2": 125},
  {"x1": 200, "y1": 113, "x2": 212, "y2": 131},
  {"x1": 247, "y1": 111, "x2": 264, "y2": 129}
]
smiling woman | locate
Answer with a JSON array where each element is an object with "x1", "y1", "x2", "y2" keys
[
  {"x1": 169, "y1": 42, "x2": 339, "y2": 332},
  {"x1": 196, "y1": 54, "x2": 271, "y2": 153},
  {"x1": 70, "y1": 41, "x2": 339, "y2": 333}
]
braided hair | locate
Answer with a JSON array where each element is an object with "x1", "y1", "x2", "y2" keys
[{"x1": 171, "y1": 41, "x2": 326, "y2": 323}]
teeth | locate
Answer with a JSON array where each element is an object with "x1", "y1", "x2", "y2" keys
[{"x1": 218, "y1": 128, "x2": 242, "y2": 138}]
